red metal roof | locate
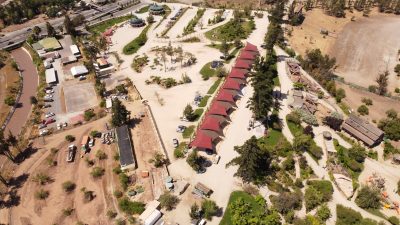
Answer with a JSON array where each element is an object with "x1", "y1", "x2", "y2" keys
[
  {"x1": 244, "y1": 42, "x2": 258, "y2": 52},
  {"x1": 200, "y1": 117, "x2": 221, "y2": 133},
  {"x1": 216, "y1": 90, "x2": 235, "y2": 103},
  {"x1": 103, "y1": 28, "x2": 113, "y2": 36},
  {"x1": 229, "y1": 68, "x2": 247, "y2": 79},
  {"x1": 234, "y1": 59, "x2": 252, "y2": 69},
  {"x1": 239, "y1": 51, "x2": 256, "y2": 60},
  {"x1": 222, "y1": 79, "x2": 241, "y2": 90},
  {"x1": 190, "y1": 132, "x2": 213, "y2": 149},
  {"x1": 208, "y1": 102, "x2": 228, "y2": 116}
]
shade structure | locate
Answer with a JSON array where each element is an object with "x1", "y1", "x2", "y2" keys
[
  {"x1": 223, "y1": 79, "x2": 241, "y2": 90},
  {"x1": 191, "y1": 132, "x2": 213, "y2": 149},
  {"x1": 239, "y1": 51, "x2": 256, "y2": 60},
  {"x1": 206, "y1": 114, "x2": 228, "y2": 124},
  {"x1": 208, "y1": 102, "x2": 228, "y2": 116},
  {"x1": 229, "y1": 68, "x2": 247, "y2": 79},
  {"x1": 234, "y1": 59, "x2": 253, "y2": 69},
  {"x1": 200, "y1": 117, "x2": 221, "y2": 133},
  {"x1": 216, "y1": 90, "x2": 235, "y2": 103},
  {"x1": 244, "y1": 42, "x2": 258, "y2": 52}
]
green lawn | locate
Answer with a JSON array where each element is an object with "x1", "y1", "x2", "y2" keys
[
  {"x1": 220, "y1": 191, "x2": 263, "y2": 225},
  {"x1": 286, "y1": 118, "x2": 303, "y2": 137},
  {"x1": 198, "y1": 95, "x2": 211, "y2": 107},
  {"x1": 137, "y1": 5, "x2": 149, "y2": 14},
  {"x1": 260, "y1": 129, "x2": 285, "y2": 147},
  {"x1": 182, "y1": 125, "x2": 195, "y2": 139},
  {"x1": 207, "y1": 78, "x2": 222, "y2": 95},
  {"x1": 200, "y1": 62, "x2": 216, "y2": 80},
  {"x1": 225, "y1": 47, "x2": 242, "y2": 63},
  {"x1": 194, "y1": 108, "x2": 204, "y2": 121},
  {"x1": 205, "y1": 20, "x2": 255, "y2": 42},
  {"x1": 123, "y1": 24, "x2": 151, "y2": 55},
  {"x1": 338, "y1": 102, "x2": 351, "y2": 115},
  {"x1": 273, "y1": 76, "x2": 280, "y2": 87},
  {"x1": 90, "y1": 15, "x2": 133, "y2": 34},
  {"x1": 174, "y1": 142, "x2": 187, "y2": 158}
]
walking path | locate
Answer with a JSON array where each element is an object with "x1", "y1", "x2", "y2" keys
[{"x1": 5, "y1": 48, "x2": 38, "y2": 136}]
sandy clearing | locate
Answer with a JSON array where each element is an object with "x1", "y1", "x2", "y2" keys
[
  {"x1": 167, "y1": 7, "x2": 198, "y2": 38},
  {"x1": 197, "y1": 8, "x2": 217, "y2": 31},
  {"x1": 330, "y1": 14, "x2": 400, "y2": 91},
  {"x1": 110, "y1": 22, "x2": 146, "y2": 55}
]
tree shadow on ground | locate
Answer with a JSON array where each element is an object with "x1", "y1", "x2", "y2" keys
[
  {"x1": 7, "y1": 173, "x2": 29, "y2": 189},
  {"x1": 14, "y1": 146, "x2": 39, "y2": 164}
]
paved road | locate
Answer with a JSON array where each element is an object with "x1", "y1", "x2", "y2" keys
[{"x1": 5, "y1": 48, "x2": 39, "y2": 136}]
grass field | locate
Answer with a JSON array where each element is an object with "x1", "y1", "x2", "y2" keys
[
  {"x1": 194, "y1": 108, "x2": 204, "y2": 121},
  {"x1": 198, "y1": 95, "x2": 211, "y2": 107},
  {"x1": 182, "y1": 125, "x2": 195, "y2": 139},
  {"x1": 260, "y1": 129, "x2": 285, "y2": 147},
  {"x1": 123, "y1": 24, "x2": 151, "y2": 55},
  {"x1": 137, "y1": 5, "x2": 149, "y2": 14},
  {"x1": 207, "y1": 78, "x2": 222, "y2": 95},
  {"x1": 200, "y1": 62, "x2": 216, "y2": 80},
  {"x1": 205, "y1": 20, "x2": 255, "y2": 42},
  {"x1": 89, "y1": 15, "x2": 133, "y2": 34},
  {"x1": 286, "y1": 119, "x2": 303, "y2": 137},
  {"x1": 220, "y1": 191, "x2": 263, "y2": 225}
]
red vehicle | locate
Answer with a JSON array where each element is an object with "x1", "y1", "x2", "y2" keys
[{"x1": 44, "y1": 118, "x2": 56, "y2": 125}]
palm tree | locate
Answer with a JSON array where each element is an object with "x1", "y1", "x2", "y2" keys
[
  {"x1": 0, "y1": 131, "x2": 14, "y2": 162},
  {"x1": 0, "y1": 172, "x2": 7, "y2": 186}
]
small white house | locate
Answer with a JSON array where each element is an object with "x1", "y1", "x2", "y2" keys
[
  {"x1": 70, "y1": 45, "x2": 81, "y2": 57},
  {"x1": 70, "y1": 65, "x2": 89, "y2": 77},
  {"x1": 45, "y1": 68, "x2": 57, "y2": 84}
]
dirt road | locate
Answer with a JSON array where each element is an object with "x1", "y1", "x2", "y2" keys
[{"x1": 4, "y1": 48, "x2": 38, "y2": 136}]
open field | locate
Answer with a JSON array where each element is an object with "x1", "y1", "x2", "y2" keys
[
  {"x1": 63, "y1": 82, "x2": 98, "y2": 113},
  {"x1": 0, "y1": 55, "x2": 20, "y2": 127},
  {"x1": 337, "y1": 82, "x2": 400, "y2": 122},
  {"x1": 330, "y1": 14, "x2": 400, "y2": 91}
]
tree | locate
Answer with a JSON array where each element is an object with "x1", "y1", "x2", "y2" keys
[
  {"x1": 186, "y1": 150, "x2": 202, "y2": 171},
  {"x1": 46, "y1": 22, "x2": 56, "y2": 37},
  {"x1": 357, "y1": 105, "x2": 369, "y2": 116},
  {"x1": 65, "y1": 135, "x2": 75, "y2": 142},
  {"x1": 386, "y1": 109, "x2": 398, "y2": 119},
  {"x1": 111, "y1": 98, "x2": 130, "y2": 127},
  {"x1": 201, "y1": 199, "x2": 218, "y2": 220},
  {"x1": 146, "y1": 14, "x2": 154, "y2": 23},
  {"x1": 305, "y1": 186, "x2": 323, "y2": 211},
  {"x1": 30, "y1": 96, "x2": 38, "y2": 105},
  {"x1": 183, "y1": 104, "x2": 196, "y2": 121},
  {"x1": 395, "y1": 64, "x2": 400, "y2": 76},
  {"x1": 0, "y1": 131, "x2": 14, "y2": 162},
  {"x1": 293, "y1": 134, "x2": 312, "y2": 152},
  {"x1": 64, "y1": 15, "x2": 75, "y2": 35},
  {"x1": 159, "y1": 192, "x2": 179, "y2": 210},
  {"x1": 227, "y1": 136, "x2": 272, "y2": 184},
  {"x1": 189, "y1": 203, "x2": 201, "y2": 219},
  {"x1": 220, "y1": 40, "x2": 229, "y2": 58},
  {"x1": 62, "y1": 181, "x2": 76, "y2": 192},
  {"x1": 335, "y1": 88, "x2": 346, "y2": 102},
  {"x1": 355, "y1": 186, "x2": 381, "y2": 209},
  {"x1": 149, "y1": 152, "x2": 167, "y2": 167},
  {"x1": 271, "y1": 191, "x2": 302, "y2": 214},
  {"x1": 33, "y1": 26, "x2": 41, "y2": 36},
  {"x1": 375, "y1": 70, "x2": 389, "y2": 95},
  {"x1": 7, "y1": 130, "x2": 17, "y2": 147},
  {"x1": 317, "y1": 204, "x2": 331, "y2": 221},
  {"x1": 95, "y1": 150, "x2": 107, "y2": 160},
  {"x1": 90, "y1": 167, "x2": 105, "y2": 178},
  {"x1": 323, "y1": 112, "x2": 343, "y2": 130}
]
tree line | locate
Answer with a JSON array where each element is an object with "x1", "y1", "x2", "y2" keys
[{"x1": 0, "y1": 0, "x2": 76, "y2": 27}]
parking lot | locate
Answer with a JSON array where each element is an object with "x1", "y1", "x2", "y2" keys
[{"x1": 63, "y1": 82, "x2": 98, "y2": 113}]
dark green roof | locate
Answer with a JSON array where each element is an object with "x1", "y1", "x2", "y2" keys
[
  {"x1": 149, "y1": 4, "x2": 164, "y2": 11},
  {"x1": 130, "y1": 18, "x2": 144, "y2": 24}
]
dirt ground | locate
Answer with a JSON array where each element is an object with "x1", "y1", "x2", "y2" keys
[
  {"x1": 0, "y1": 56, "x2": 20, "y2": 126},
  {"x1": 330, "y1": 13, "x2": 400, "y2": 91},
  {"x1": 287, "y1": 8, "x2": 376, "y2": 57},
  {"x1": 4, "y1": 116, "x2": 122, "y2": 225},
  {"x1": 337, "y1": 82, "x2": 400, "y2": 122}
]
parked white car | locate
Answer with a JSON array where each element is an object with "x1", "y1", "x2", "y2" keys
[
  {"x1": 39, "y1": 129, "x2": 48, "y2": 136},
  {"x1": 45, "y1": 112, "x2": 55, "y2": 118},
  {"x1": 45, "y1": 89, "x2": 54, "y2": 94}
]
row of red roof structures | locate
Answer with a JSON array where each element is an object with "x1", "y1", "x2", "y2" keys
[{"x1": 190, "y1": 42, "x2": 260, "y2": 153}]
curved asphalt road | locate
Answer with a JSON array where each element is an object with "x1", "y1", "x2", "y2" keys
[{"x1": 4, "y1": 48, "x2": 38, "y2": 136}]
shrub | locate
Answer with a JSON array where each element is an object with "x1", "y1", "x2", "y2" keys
[
  {"x1": 389, "y1": 216, "x2": 400, "y2": 225},
  {"x1": 62, "y1": 181, "x2": 76, "y2": 193},
  {"x1": 174, "y1": 148, "x2": 184, "y2": 158},
  {"x1": 84, "y1": 157, "x2": 95, "y2": 167},
  {"x1": 149, "y1": 152, "x2": 167, "y2": 168},
  {"x1": 4, "y1": 96, "x2": 16, "y2": 106},
  {"x1": 119, "y1": 173, "x2": 130, "y2": 190},
  {"x1": 65, "y1": 135, "x2": 75, "y2": 142},
  {"x1": 271, "y1": 191, "x2": 302, "y2": 214},
  {"x1": 159, "y1": 192, "x2": 179, "y2": 210},
  {"x1": 317, "y1": 204, "x2": 331, "y2": 221},
  {"x1": 305, "y1": 187, "x2": 323, "y2": 211},
  {"x1": 362, "y1": 98, "x2": 373, "y2": 106},
  {"x1": 357, "y1": 105, "x2": 369, "y2": 115},
  {"x1": 335, "y1": 88, "x2": 346, "y2": 103},
  {"x1": 287, "y1": 111, "x2": 301, "y2": 125},
  {"x1": 355, "y1": 186, "x2": 381, "y2": 209},
  {"x1": 118, "y1": 197, "x2": 145, "y2": 214},
  {"x1": 90, "y1": 130, "x2": 99, "y2": 137},
  {"x1": 96, "y1": 150, "x2": 107, "y2": 160},
  {"x1": 32, "y1": 173, "x2": 51, "y2": 185},
  {"x1": 368, "y1": 85, "x2": 377, "y2": 93},
  {"x1": 113, "y1": 166, "x2": 122, "y2": 174},
  {"x1": 84, "y1": 110, "x2": 96, "y2": 121},
  {"x1": 35, "y1": 189, "x2": 49, "y2": 199},
  {"x1": 106, "y1": 209, "x2": 117, "y2": 219},
  {"x1": 91, "y1": 167, "x2": 105, "y2": 178},
  {"x1": 82, "y1": 188, "x2": 95, "y2": 202},
  {"x1": 63, "y1": 207, "x2": 74, "y2": 216},
  {"x1": 201, "y1": 199, "x2": 218, "y2": 220},
  {"x1": 113, "y1": 190, "x2": 123, "y2": 198},
  {"x1": 295, "y1": 109, "x2": 318, "y2": 126}
]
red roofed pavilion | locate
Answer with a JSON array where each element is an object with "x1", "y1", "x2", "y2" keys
[
  {"x1": 222, "y1": 79, "x2": 241, "y2": 90},
  {"x1": 234, "y1": 59, "x2": 253, "y2": 69},
  {"x1": 208, "y1": 102, "x2": 228, "y2": 116},
  {"x1": 244, "y1": 42, "x2": 258, "y2": 52},
  {"x1": 239, "y1": 51, "x2": 256, "y2": 60},
  {"x1": 200, "y1": 117, "x2": 221, "y2": 133},
  {"x1": 216, "y1": 90, "x2": 235, "y2": 103},
  {"x1": 190, "y1": 132, "x2": 213, "y2": 149},
  {"x1": 229, "y1": 68, "x2": 247, "y2": 79}
]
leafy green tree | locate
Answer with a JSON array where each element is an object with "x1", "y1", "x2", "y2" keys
[
  {"x1": 111, "y1": 98, "x2": 130, "y2": 127},
  {"x1": 227, "y1": 136, "x2": 272, "y2": 185},
  {"x1": 335, "y1": 88, "x2": 346, "y2": 103},
  {"x1": 317, "y1": 204, "x2": 331, "y2": 221},
  {"x1": 64, "y1": 15, "x2": 75, "y2": 35},
  {"x1": 357, "y1": 105, "x2": 369, "y2": 116},
  {"x1": 305, "y1": 186, "x2": 323, "y2": 212},
  {"x1": 159, "y1": 192, "x2": 179, "y2": 210},
  {"x1": 220, "y1": 40, "x2": 229, "y2": 58},
  {"x1": 46, "y1": 22, "x2": 56, "y2": 37},
  {"x1": 375, "y1": 70, "x2": 389, "y2": 95},
  {"x1": 355, "y1": 186, "x2": 381, "y2": 209},
  {"x1": 186, "y1": 150, "x2": 201, "y2": 171},
  {"x1": 201, "y1": 199, "x2": 218, "y2": 220},
  {"x1": 183, "y1": 104, "x2": 196, "y2": 121}
]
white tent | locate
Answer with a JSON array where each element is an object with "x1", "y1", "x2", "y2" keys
[
  {"x1": 70, "y1": 44, "x2": 80, "y2": 56},
  {"x1": 45, "y1": 68, "x2": 57, "y2": 84},
  {"x1": 71, "y1": 65, "x2": 89, "y2": 77}
]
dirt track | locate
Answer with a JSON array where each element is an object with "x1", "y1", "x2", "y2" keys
[
  {"x1": 4, "y1": 48, "x2": 38, "y2": 136},
  {"x1": 330, "y1": 14, "x2": 400, "y2": 91}
]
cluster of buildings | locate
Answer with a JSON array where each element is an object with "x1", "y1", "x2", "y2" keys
[{"x1": 189, "y1": 42, "x2": 259, "y2": 153}]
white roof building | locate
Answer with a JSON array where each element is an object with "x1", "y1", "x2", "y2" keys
[
  {"x1": 71, "y1": 65, "x2": 89, "y2": 77},
  {"x1": 70, "y1": 44, "x2": 81, "y2": 56},
  {"x1": 45, "y1": 68, "x2": 57, "y2": 84},
  {"x1": 106, "y1": 98, "x2": 112, "y2": 109}
]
